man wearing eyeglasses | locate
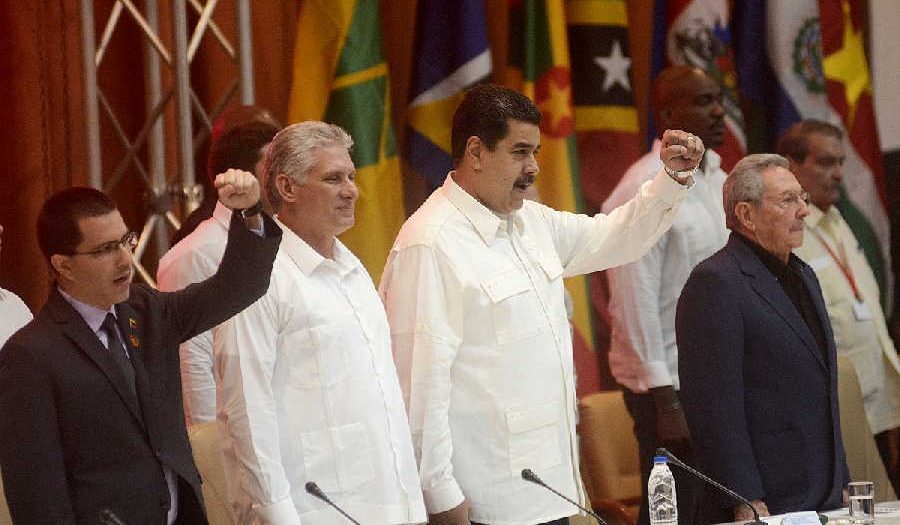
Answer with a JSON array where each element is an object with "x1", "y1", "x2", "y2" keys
[
  {"x1": 780, "y1": 120, "x2": 900, "y2": 495},
  {"x1": 675, "y1": 154, "x2": 850, "y2": 523},
  {"x1": 0, "y1": 170, "x2": 281, "y2": 524}
]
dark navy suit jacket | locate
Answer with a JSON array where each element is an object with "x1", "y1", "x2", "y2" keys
[
  {"x1": 0, "y1": 213, "x2": 280, "y2": 524},
  {"x1": 676, "y1": 234, "x2": 849, "y2": 522}
]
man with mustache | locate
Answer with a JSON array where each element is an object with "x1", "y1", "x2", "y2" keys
[
  {"x1": 780, "y1": 119, "x2": 900, "y2": 494},
  {"x1": 380, "y1": 84, "x2": 702, "y2": 525},
  {"x1": 677, "y1": 154, "x2": 850, "y2": 523},
  {"x1": 602, "y1": 65, "x2": 728, "y2": 525},
  {"x1": 0, "y1": 170, "x2": 280, "y2": 524},
  {"x1": 213, "y1": 122, "x2": 425, "y2": 524}
]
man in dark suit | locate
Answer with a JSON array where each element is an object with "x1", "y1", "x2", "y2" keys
[
  {"x1": 0, "y1": 169, "x2": 280, "y2": 524},
  {"x1": 676, "y1": 154, "x2": 850, "y2": 523}
]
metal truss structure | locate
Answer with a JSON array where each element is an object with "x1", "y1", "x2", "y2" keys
[{"x1": 80, "y1": 0, "x2": 255, "y2": 287}]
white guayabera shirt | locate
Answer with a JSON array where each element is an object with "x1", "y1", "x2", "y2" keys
[
  {"x1": 380, "y1": 172, "x2": 689, "y2": 525},
  {"x1": 215, "y1": 222, "x2": 426, "y2": 525}
]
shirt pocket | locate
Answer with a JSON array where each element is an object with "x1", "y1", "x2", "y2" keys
[
  {"x1": 505, "y1": 398, "x2": 563, "y2": 476},
  {"x1": 300, "y1": 422, "x2": 375, "y2": 494},
  {"x1": 289, "y1": 323, "x2": 350, "y2": 387},
  {"x1": 481, "y1": 267, "x2": 543, "y2": 345}
]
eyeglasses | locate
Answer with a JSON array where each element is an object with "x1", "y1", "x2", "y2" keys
[
  {"x1": 772, "y1": 191, "x2": 810, "y2": 210},
  {"x1": 70, "y1": 231, "x2": 138, "y2": 257}
]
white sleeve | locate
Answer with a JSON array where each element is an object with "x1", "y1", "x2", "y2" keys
[
  {"x1": 379, "y1": 244, "x2": 464, "y2": 514},
  {"x1": 213, "y1": 286, "x2": 301, "y2": 525},
  {"x1": 158, "y1": 247, "x2": 220, "y2": 426},
  {"x1": 606, "y1": 236, "x2": 673, "y2": 388},
  {"x1": 549, "y1": 169, "x2": 689, "y2": 277}
]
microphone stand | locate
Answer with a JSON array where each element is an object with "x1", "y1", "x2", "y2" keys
[
  {"x1": 305, "y1": 481, "x2": 362, "y2": 525},
  {"x1": 521, "y1": 468, "x2": 608, "y2": 525},
  {"x1": 657, "y1": 448, "x2": 766, "y2": 525}
]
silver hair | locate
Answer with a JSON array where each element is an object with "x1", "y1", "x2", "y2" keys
[
  {"x1": 723, "y1": 153, "x2": 790, "y2": 230},
  {"x1": 263, "y1": 121, "x2": 354, "y2": 209}
]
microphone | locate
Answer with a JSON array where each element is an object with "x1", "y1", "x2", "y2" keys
[
  {"x1": 305, "y1": 481, "x2": 361, "y2": 525},
  {"x1": 98, "y1": 508, "x2": 126, "y2": 525},
  {"x1": 521, "y1": 468, "x2": 608, "y2": 525},
  {"x1": 656, "y1": 448, "x2": 766, "y2": 525}
]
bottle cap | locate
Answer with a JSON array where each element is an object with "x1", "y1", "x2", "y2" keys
[{"x1": 653, "y1": 456, "x2": 668, "y2": 464}]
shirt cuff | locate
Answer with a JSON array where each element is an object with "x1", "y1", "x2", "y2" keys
[
  {"x1": 641, "y1": 361, "x2": 673, "y2": 389},
  {"x1": 423, "y1": 478, "x2": 465, "y2": 515},
  {"x1": 253, "y1": 497, "x2": 302, "y2": 525},
  {"x1": 649, "y1": 168, "x2": 693, "y2": 204}
]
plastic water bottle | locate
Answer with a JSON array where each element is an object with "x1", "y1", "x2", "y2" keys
[{"x1": 648, "y1": 455, "x2": 678, "y2": 525}]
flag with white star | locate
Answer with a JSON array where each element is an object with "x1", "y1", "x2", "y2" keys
[
  {"x1": 506, "y1": 0, "x2": 601, "y2": 395},
  {"x1": 567, "y1": 0, "x2": 642, "y2": 213}
]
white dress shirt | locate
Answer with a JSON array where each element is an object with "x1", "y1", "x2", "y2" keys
[
  {"x1": 603, "y1": 141, "x2": 729, "y2": 392},
  {"x1": 214, "y1": 220, "x2": 426, "y2": 525},
  {"x1": 794, "y1": 204, "x2": 900, "y2": 435},
  {"x1": 379, "y1": 172, "x2": 688, "y2": 525},
  {"x1": 157, "y1": 202, "x2": 231, "y2": 426},
  {"x1": 0, "y1": 287, "x2": 31, "y2": 348}
]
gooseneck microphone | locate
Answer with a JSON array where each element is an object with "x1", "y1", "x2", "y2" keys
[
  {"x1": 656, "y1": 448, "x2": 766, "y2": 525},
  {"x1": 98, "y1": 508, "x2": 126, "y2": 525},
  {"x1": 305, "y1": 481, "x2": 361, "y2": 525},
  {"x1": 521, "y1": 468, "x2": 608, "y2": 525}
]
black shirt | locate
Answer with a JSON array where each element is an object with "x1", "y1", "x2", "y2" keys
[{"x1": 734, "y1": 232, "x2": 829, "y2": 365}]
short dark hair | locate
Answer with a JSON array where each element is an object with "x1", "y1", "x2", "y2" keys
[
  {"x1": 776, "y1": 119, "x2": 843, "y2": 163},
  {"x1": 37, "y1": 187, "x2": 117, "y2": 261},
  {"x1": 451, "y1": 84, "x2": 541, "y2": 165},
  {"x1": 207, "y1": 120, "x2": 280, "y2": 183}
]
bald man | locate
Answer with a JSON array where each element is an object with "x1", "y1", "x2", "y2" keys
[{"x1": 602, "y1": 65, "x2": 729, "y2": 525}]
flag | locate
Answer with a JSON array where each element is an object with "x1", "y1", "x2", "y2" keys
[
  {"x1": 407, "y1": 0, "x2": 492, "y2": 190},
  {"x1": 655, "y1": 0, "x2": 747, "y2": 170},
  {"x1": 750, "y1": 0, "x2": 892, "y2": 309},
  {"x1": 506, "y1": 0, "x2": 599, "y2": 395},
  {"x1": 287, "y1": 0, "x2": 404, "y2": 283},
  {"x1": 566, "y1": 0, "x2": 641, "y2": 213}
]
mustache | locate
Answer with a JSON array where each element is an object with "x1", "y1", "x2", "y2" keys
[{"x1": 516, "y1": 174, "x2": 536, "y2": 187}]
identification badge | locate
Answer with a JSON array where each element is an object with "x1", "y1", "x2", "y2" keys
[{"x1": 853, "y1": 299, "x2": 873, "y2": 321}]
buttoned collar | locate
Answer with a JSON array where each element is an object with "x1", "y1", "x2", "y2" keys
[
  {"x1": 441, "y1": 173, "x2": 523, "y2": 245},
  {"x1": 273, "y1": 216, "x2": 359, "y2": 277}
]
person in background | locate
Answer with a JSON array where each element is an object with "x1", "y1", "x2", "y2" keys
[
  {"x1": 0, "y1": 222, "x2": 32, "y2": 347},
  {"x1": 380, "y1": 84, "x2": 702, "y2": 525},
  {"x1": 158, "y1": 119, "x2": 279, "y2": 426},
  {"x1": 779, "y1": 119, "x2": 900, "y2": 494},
  {"x1": 603, "y1": 65, "x2": 729, "y2": 525},
  {"x1": 677, "y1": 154, "x2": 849, "y2": 523},
  {"x1": 171, "y1": 104, "x2": 281, "y2": 244}
]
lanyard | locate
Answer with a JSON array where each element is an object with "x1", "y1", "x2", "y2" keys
[{"x1": 806, "y1": 224, "x2": 862, "y2": 301}]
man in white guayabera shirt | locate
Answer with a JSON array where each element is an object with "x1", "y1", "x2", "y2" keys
[
  {"x1": 214, "y1": 121, "x2": 426, "y2": 524},
  {"x1": 379, "y1": 84, "x2": 704, "y2": 525}
]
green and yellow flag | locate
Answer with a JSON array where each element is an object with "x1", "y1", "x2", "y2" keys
[
  {"x1": 288, "y1": 0, "x2": 404, "y2": 283},
  {"x1": 507, "y1": 0, "x2": 598, "y2": 392}
]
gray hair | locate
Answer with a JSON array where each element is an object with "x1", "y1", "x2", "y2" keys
[
  {"x1": 723, "y1": 153, "x2": 790, "y2": 230},
  {"x1": 263, "y1": 121, "x2": 354, "y2": 209}
]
